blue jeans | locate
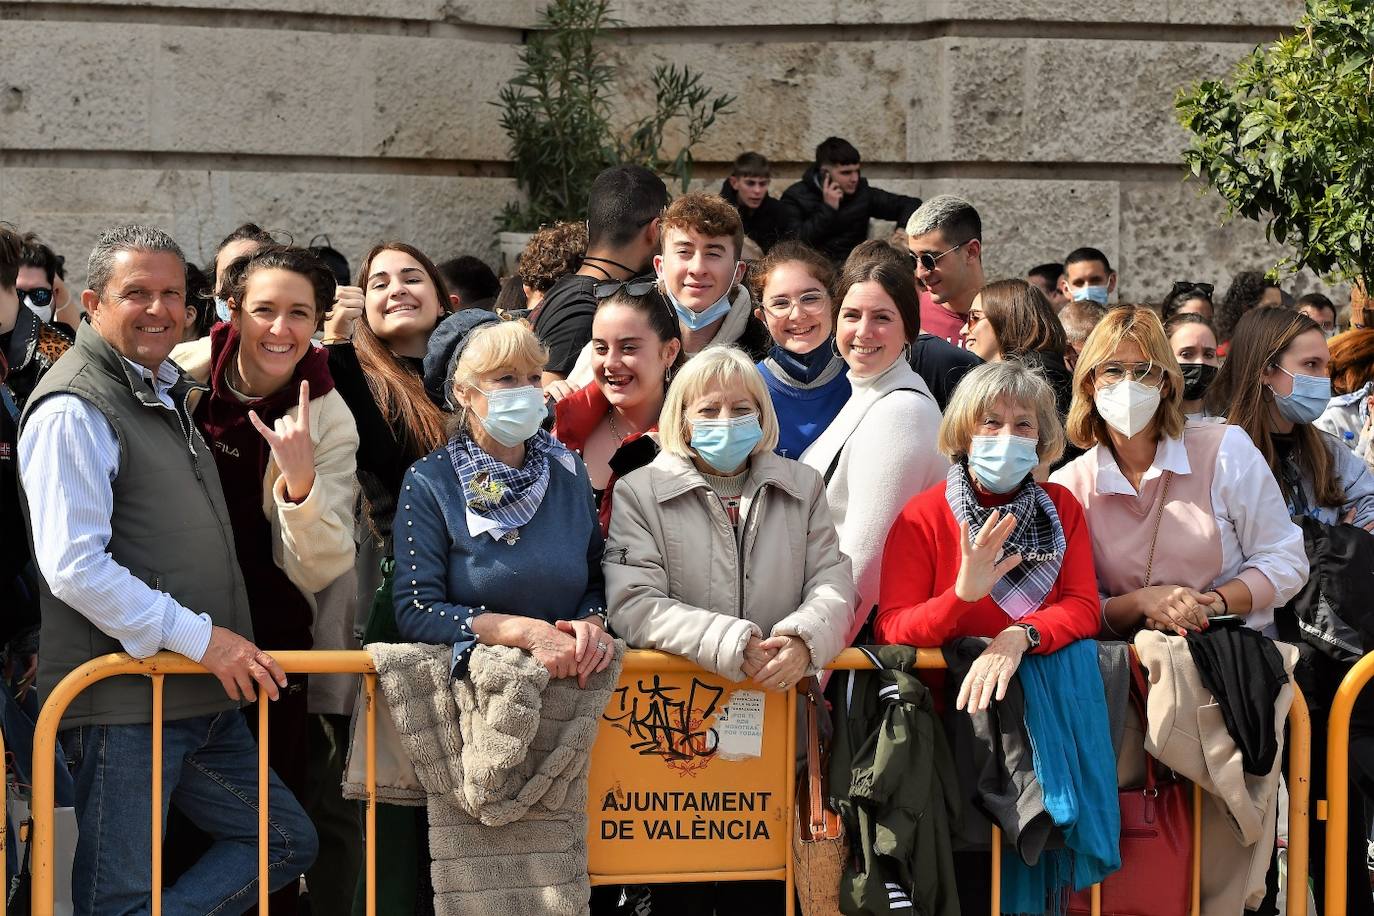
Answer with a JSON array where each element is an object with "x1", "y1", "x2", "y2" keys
[
  {"x1": 2, "y1": 676, "x2": 75, "y2": 884},
  {"x1": 59, "y1": 710, "x2": 318, "y2": 916}
]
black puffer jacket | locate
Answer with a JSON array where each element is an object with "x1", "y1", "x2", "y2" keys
[
  {"x1": 0, "y1": 310, "x2": 72, "y2": 652},
  {"x1": 780, "y1": 166, "x2": 921, "y2": 265},
  {"x1": 718, "y1": 180, "x2": 796, "y2": 254}
]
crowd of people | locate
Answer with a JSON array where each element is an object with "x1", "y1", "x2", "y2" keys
[{"x1": 2, "y1": 133, "x2": 1374, "y2": 916}]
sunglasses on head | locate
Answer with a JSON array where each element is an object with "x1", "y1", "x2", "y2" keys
[
  {"x1": 17, "y1": 288, "x2": 53, "y2": 308},
  {"x1": 1169, "y1": 280, "x2": 1214, "y2": 300},
  {"x1": 593, "y1": 276, "x2": 658, "y2": 300}
]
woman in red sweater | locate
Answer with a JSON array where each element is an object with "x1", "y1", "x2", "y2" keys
[{"x1": 874, "y1": 360, "x2": 1100, "y2": 712}]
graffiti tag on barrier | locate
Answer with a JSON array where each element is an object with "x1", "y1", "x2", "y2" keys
[{"x1": 602, "y1": 674, "x2": 725, "y2": 772}]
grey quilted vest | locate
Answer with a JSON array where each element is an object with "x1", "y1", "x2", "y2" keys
[{"x1": 19, "y1": 322, "x2": 253, "y2": 728}]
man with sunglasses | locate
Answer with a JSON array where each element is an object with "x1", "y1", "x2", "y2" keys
[
  {"x1": 7, "y1": 233, "x2": 73, "y2": 411},
  {"x1": 0, "y1": 226, "x2": 73, "y2": 887},
  {"x1": 534, "y1": 165, "x2": 669, "y2": 388},
  {"x1": 905, "y1": 195, "x2": 986, "y2": 347}
]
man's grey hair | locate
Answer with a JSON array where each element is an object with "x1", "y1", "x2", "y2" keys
[
  {"x1": 906, "y1": 194, "x2": 982, "y2": 244},
  {"x1": 87, "y1": 225, "x2": 185, "y2": 298},
  {"x1": 1059, "y1": 299, "x2": 1107, "y2": 345}
]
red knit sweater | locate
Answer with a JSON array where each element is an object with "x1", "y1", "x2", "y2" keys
[{"x1": 873, "y1": 480, "x2": 1100, "y2": 653}]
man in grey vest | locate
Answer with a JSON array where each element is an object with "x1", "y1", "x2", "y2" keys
[{"x1": 18, "y1": 225, "x2": 317, "y2": 914}]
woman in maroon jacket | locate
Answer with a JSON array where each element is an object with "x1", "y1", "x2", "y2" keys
[
  {"x1": 552, "y1": 282, "x2": 682, "y2": 533},
  {"x1": 170, "y1": 245, "x2": 359, "y2": 915}
]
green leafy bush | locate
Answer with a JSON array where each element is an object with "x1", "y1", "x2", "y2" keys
[{"x1": 495, "y1": 0, "x2": 735, "y2": 232}]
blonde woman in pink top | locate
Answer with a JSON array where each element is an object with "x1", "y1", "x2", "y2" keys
[{"x1": 1049, "y1": 306, "x2": 1307, "y2": 637}]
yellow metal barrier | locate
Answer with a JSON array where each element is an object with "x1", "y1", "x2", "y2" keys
[
  {"x1": 29, "y1": 651, "x2": 379, "y2": 916},
  {"x1": 24, "y1": 647, "x2": 1311, "y2": 916},
  {"x1": 1322, "y1": 651, "x2": 1374, "y2": 916},
  {"x1": 588, "y1": 650, "x2": 796, "y2": 902}
]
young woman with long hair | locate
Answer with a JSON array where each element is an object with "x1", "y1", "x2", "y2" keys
[
  {"x1": 323, "y1": 242, "x2": 451, "y2": 542},
  {"x1": 1207, "y1": 306, "x2": 1374, "y2": 528},
  {"x1": 1208, "y1": 306, "x2": 1374, "y2": 916},
  {"x1": 320, "y1": 242, "x2": 451, "y2": 916}
]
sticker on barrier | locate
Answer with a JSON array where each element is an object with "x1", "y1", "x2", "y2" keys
[{"x1": 587, "y1": 667, "x2": 792, "y2": 880}]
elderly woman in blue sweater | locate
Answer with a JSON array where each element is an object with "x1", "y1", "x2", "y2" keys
[{"x1": 393, "y1": 319, "x2": 611, "y2": 685}]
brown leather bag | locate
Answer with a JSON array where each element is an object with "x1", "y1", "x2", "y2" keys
[{"x1": 792, "y1": 678, "x2": 847, "y2": 916}]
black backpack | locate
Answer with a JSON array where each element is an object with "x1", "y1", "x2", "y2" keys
[{"x1": 1275, "y1": 515, "x2": 1374, "y2": 662}]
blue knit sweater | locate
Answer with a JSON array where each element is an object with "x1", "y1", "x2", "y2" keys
[
  {"x1": 392, "y1": 446, "x2": 606, "y2": 666},
  {"x1": 759, "y1": 359, "x2": 852, "y2": 460}
]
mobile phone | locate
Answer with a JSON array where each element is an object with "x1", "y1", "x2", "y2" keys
[{"x1": 1207, "y1": 614, "x2": 1245, "y2": 627}]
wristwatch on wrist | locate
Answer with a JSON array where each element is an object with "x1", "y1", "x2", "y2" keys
[{"x1": 1013, "y1": 622, "x2": 1041, "y2": 650}]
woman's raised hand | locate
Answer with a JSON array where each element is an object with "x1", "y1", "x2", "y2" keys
[
  {"x1": 249, "y1": 380, "x2": 316, "y2": 502},
  {"x1": 543, "y1": 379, "x2": 578, "y2": 402},
  {"x1": 953, "y1": 510, "x2": 1023, "y2": 603},
  {"x1": 323, "y1": 285, "x2": 364, "y2": 341}
]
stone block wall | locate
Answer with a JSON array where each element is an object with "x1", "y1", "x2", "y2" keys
[{"x1": 0, "y1": 0, "x2": 1341, "y2": 302}]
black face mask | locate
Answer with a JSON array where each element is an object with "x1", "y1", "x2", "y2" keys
[{"x1": 1180, "y1": 362, "x2": 1218, "y2": 402}]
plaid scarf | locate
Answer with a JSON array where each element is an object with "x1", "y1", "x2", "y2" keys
[
  {"x1": 945, "y1": 462, "x2": 1066, "y2": 620},
  {"x1": 446, "y1": 429, "x2": 568, "y2": 532}
]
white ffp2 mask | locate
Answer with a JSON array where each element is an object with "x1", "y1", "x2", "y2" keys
[{"x1": 1094, "y1": 379, "x2": 1161, "y2": 439}]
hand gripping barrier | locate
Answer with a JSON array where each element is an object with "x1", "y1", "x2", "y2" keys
[{"x1": 24, "y1": 648, "x2": 1310, "y2": 916}]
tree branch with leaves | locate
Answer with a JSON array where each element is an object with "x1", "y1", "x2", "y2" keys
[
  {"x1": 1177, "y1": 0, "x2": 1374, "y2": 295},
  {"x1": 494, "y1": 0, "x2": 735, "y2": 232}
]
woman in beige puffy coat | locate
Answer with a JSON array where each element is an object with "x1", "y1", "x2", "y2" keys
[
  {"x1": 604, "y1": 346, "x2": 856, "y2": 690},
  {"x1": 604, "y1": 345, "x2": 854, "y2": 916}
]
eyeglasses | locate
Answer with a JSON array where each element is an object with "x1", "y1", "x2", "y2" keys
[
  {"x1": 17, "y1": 288, "x2": 53, "y2": 308},
  {"x1": 1094, "y1": 360, "x2": 1165, "y2": 386},
  {"x1": 761, "y1": 291, "x2": 829, "y2": 317},
  {"x1": 965, "y1": 309, "x2": 986, "y2": 327},
  {"x1": 913, "y1": 241, "x2": 966, "y2": 272},
  {"x1": 1169, "y1": 280, "x2": 1214, "y2": 300},
  {"x1": 593, "y1": 276, "x2": 658, "y2": 299}
]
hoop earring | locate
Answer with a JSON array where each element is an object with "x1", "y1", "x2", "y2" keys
[
  {"x1": 902, "y1": 342, "x2": 912, "y2": 363},
  {"x1": 831, "y1": 338, "x2": 844, "y2": 361}
]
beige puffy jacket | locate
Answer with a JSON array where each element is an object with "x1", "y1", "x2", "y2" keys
[{"x1": 604, "y1": 450, "x2": 856, "y2": 681}]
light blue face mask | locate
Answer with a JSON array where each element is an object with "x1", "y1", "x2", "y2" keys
[
  {"x1": 1271, "y1": 367, "x2": 1332, "y2": 425},
  {"x1": 661, "y1": 267, "x2": 740, "y2": 332},
  {"x1": 476, "y1": 385, "x2": 547, "y2": 447},
  {"x1": 690, "y1": 413, "x2": 762, "y2": 473},
  {"x1": 967, "y1": 434, "x2": 1040, "y2": 494},
  {"x1": 215, "y1": 297, "x2": 232, "y2": 323},
  {"x1": 1072, "y1": 285, "x2": 1110, "y2": 306}
]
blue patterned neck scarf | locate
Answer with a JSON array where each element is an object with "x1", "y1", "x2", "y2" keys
[
  {"x1": 944, "y1": 462, "x2": 1065, "y2": 619},
  {"x1": 446, "y1": 429, "x2": 568, "y2": 531}
]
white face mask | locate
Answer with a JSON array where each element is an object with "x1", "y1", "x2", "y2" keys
[
  {"x1": 1094, "y1": 379, "x2": 1161, "y2": 439},
  {"x1": 24, "y1": 301, "x2": 53, "y2": 324}
]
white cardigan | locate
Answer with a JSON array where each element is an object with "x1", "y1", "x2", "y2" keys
[{"x1": 801, "y1": 358, "x2": 945, "y2": 641}]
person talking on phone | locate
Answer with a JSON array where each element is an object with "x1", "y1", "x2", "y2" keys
[
  {"x1": 1049, "y1": 306, "x2": 1307, "y2": 638},
  {"x1": 780, "y1": 137, "x2": 922, "y2": 266}
]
